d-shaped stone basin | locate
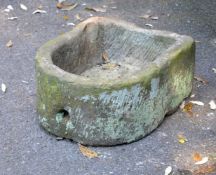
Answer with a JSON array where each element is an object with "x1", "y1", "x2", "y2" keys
[{"x1": 36, "y1": 17, "x2": 195, "y2": 146}]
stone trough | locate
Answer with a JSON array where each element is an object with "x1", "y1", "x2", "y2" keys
[{"x1": 36, "y1": 17, "x2": 195, "y2": 146}]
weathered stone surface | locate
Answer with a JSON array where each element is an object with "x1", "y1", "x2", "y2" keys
[{"x1": 35, "y1": 17, "x2": 195, "y2": 146}]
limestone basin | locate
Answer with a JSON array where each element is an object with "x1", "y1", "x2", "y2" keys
[{"x1": 36, "y1": 17, "x2": 195, "y2": 146}]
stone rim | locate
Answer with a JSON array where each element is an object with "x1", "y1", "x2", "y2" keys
[{"x1": 36, "y1": 16, "x2": 194, "y2": 89}]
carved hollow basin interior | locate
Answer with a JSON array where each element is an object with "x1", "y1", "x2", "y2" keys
[{"x1": 36, "y1": 17, "x2": 195, "y2": 146}]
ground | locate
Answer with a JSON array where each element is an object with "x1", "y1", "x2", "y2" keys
[{"x1": 0, "y1": 0, "x2": 216, "y2": 175}]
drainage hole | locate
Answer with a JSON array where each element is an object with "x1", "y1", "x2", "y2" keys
[{"x1": 57, "y1": 109, "x2": 70, "y2": 120}]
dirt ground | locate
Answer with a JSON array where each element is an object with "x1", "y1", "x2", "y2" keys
[{"x1": 0, "y1": 0, "x2": 216, "y2": 174}]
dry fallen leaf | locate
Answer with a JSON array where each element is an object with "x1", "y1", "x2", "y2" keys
[
  {"x1": 56, "y1": 137, "x2": 64, "y2": 141},
  {"x1": 209, "y1": 153, "x2": 216, "y2": 160},
  {"x1": 75, "y1": 14, "x2": 83, "y2": 21},
  {"x1": 164, "y1": 166, "x2": 172, "y2": 175},
  {"x1": 190, "y1": 94, "x2": 195, "y2": 98},
  {"x1": 151, "y1": 16, "x2": 159, "y2": 20},
  {"x1": 1, "y1": 83, "x2": 7, "y2": 93},
  {"x1": 63, "y1": 15, "x2": 69, "y2": 20},
  {"x1": 193, "y1": 153, "x2": 203, "y2": 162},
  {"x1": 7, "y1": 5, "x2": 14, "y2": 11},
  {"x1": 79, "y1": 144, "x2": 98, "y2": 158},
  {"x1": 195, "y1": 157, "x2": 208, "y2": 165},
  {"x1": 56, "y1": 2, "x2": 62, "y2": 9},
  {"x1": 21, "y1": 80, "x2": 29, "y2": 84},
  {"x1": 6, "y1": 40, "x2": 13, "y2": 47},
  {"x1": 194, "y1": 76, "x2": 208, "y2": 85},
  {"x1": 178, "y1": 138, "x2": 186, "y2": 144},
  {"x1": 4, "y1": 5, "x2": 14, "y2": 12},
  {"x1": 32, "y1": 9, "x2": 47, "y2": 14},
  {"x1": 177, "y1": 134, "x2": 188, "y2": 144},
  {"x1": 67, "y1": 22, "x2": 75, "y2": 26},
  {"x1": 37, "y1": 4, "x2": 43, "y2": 10},
  {"x1": 85, "y1": 7, "x2": 106, "y2": 13},
  {"x1": 58, "y1": 0, "x2": 66, "y2": 3},
  {"x1": 180, "y1": 101, "x2": 185, "y2": 109},
  {"x1": 139, "y1": 14, "x2": 151, "y2": 19},
  {"x1": 190, "y1": 101, "x2": 204, "y2": 106},
  {"x1": 8, "y1": 17, "x2": 18, "y2": 20},
  {"x1": 195, "y1": 40, "x2": 201, "y2": 43},
  {"x1": 182, "y1": 102, "x2": 193, "y2": 116},
  {"x1": 111, "y1": 6, "x2": 117, "y2": 9},
  {"x1": 57, "y1": 2, "x2": 78, "y2": 11},
  {"x1": 23, "y1": 33, "x2": 32, "y2": 37},
  {"x1": 145, "y1": 23, "x2": 153, "y2": 28},
  {"x1": 102, "y1": 63, "x2": 120, "y2": 70},
  {"x1": 209, "y1": 100, "x2": 216, "y2": 110},
  {"x1": 20, "y1": 4, "x2": 28, "y2": 11},
  {"x1": 102, "y1": 51, "x2": 110, "y2": 63},
  {"x1": 4, "y1": 9, "x2": 10, "y2": 12}
]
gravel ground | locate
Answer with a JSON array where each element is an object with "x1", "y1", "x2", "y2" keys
[{"x1": 0, "y1": 0, "x2": 216, "y2": 175}]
